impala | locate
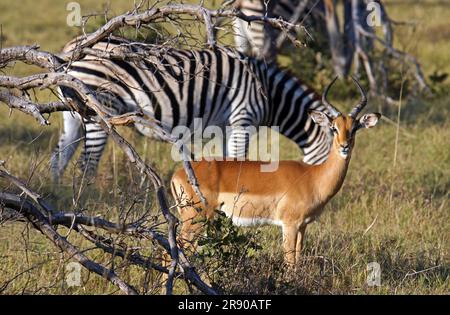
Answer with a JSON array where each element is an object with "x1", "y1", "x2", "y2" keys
[{"x1": 170, "y1": 77, "x2": 381, "y2": 265}]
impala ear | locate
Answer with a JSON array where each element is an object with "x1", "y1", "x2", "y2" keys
[
  {"x1": 308, "y1": 110, "x2": 332, "y2": 127},
  {"x1": 357, "y1": 113, "x2": 381, "y2": 130}
]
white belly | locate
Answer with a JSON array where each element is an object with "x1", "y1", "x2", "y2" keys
[
  {"x1": 218, "y1": 199, "x2": 283, "y2": 227},
  {"x1": 229, "y1": 216, "x2": 284, "y2": 227}
]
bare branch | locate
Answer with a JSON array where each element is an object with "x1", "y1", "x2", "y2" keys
[
  {"x1": 0, "y1": 72, "x2": 113, "y2": 120},
  {"x1": 0, "y1": 190, "x2": 217, "y2": 295},
  {"x1": 58, "y1": 4, "x2": 306, "y2": 53},
  {"x1": 355, "y1": 24, "x2": 430, "y2": 93},
  {"x1": 0, "y1": 192, "x2": 138, "y2": 295},
  {"x1": 0, "y1": 45, "x2": 62, "y2": 70},
  {"x1": 0, "y1": 90, "x2": 50, "y2": 125},
  {"x1": 275, "y1": 0, "x2": 312, "y2": 49},
  {"x1": 0, "y1": 166, "x2": 55, "y2": 215}
]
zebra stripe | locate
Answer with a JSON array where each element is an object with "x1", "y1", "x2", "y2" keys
[{"x1": 50, "y1": 36, "x2": 331, "y2": 181}]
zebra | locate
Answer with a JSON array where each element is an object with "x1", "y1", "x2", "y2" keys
[
  {"x1": 50, "y1": 36, "x2": 332, "y2": 181},
  {"x1": 232, "y1": 0, "x2": 323, "y2": 61}
]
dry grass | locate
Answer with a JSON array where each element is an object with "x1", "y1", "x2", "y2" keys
[{"x1": 0, "y1": 0, "x2": 449, "y2": 294}]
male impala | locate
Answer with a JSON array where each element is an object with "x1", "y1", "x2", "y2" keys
[{"x1": 171, "y1": 77, "x2": 380, "y2": 265}]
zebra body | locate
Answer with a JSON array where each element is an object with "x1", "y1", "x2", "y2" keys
[{"x1": 51, "y1": 36, "x2": 331, "y2": 181}]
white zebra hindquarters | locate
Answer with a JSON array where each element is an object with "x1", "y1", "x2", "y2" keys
[
  {"x1": 232, "y1": 18, "x2": 253, "y2": 56},
  {"x1": 50, "y1": 111, "x2": 84, "y2": 182}
]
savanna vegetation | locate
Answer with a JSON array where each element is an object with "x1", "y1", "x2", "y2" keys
[{"x1": 0, "y1": 0, "x2": 448, "y2": 294}]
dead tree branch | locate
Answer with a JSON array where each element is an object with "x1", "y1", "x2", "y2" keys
[
  {"x1": 57, "y1": 3, "x2": 306, "y2": 56},
  {"x1": 232, "y1": 0, "x2": 429, "y2": 99},
  {"x1": 0, "y1": 183, "x2": 216, "y2": 294},
  {"x1": 0, "y1": 164, "x2": 55, "y2": 215},
  {"x1": 275, "y1": 0, "x2": 312, "y2": 50},
  {"x1": 0, "y1": 191, "x2": 138, "y2": 295},
  {"x1": 0, "y1": 47, "x2": 213, "y2": 295},
  {"x1": 0, "y1": 45, "x2": 62, "y2": 70}
]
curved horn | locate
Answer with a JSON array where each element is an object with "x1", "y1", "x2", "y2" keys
[
  {"x1": 349, "y1": 76, "x2": 367, "y2": 118},
  {"x1": 322, "y1": 76, "x2": 341, "y2": 118}
]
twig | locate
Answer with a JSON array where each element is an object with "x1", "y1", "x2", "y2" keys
[
  {"x1": 0, "y1": 90, "x2": 50, "y2": 125},
  {"x1": 404, "y1": 265, "x2": 442, "y2": 277},
  {"x1": 275, "y1": 0, "x2": 313, "y2": 49},
  {"x1": 0, "y1": 167, "x2": 54, "y2": 215},
  {"x1": 356, "y1": 24, "x2": 430, "y2": 93}
]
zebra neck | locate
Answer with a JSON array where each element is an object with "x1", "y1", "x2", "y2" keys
[{"x1": 266, "y1": 65, "x2": 332, "y2": 165}]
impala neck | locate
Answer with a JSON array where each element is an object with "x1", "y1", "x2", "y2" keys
[{"x1": 315, "y1": 141, "x2": 352, "y2": 203}]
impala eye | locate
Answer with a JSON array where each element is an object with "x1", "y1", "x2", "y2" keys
[{"x1": 331, "y1": 126, "x2": 338, "y2": 134}]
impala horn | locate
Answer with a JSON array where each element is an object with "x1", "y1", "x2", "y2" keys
[
  {"x1": 349, "y1": 76, "x2": 368, "y2": 118},
  {"x1": 322, "y1": 76, "x2": 341, "y2": 118}
]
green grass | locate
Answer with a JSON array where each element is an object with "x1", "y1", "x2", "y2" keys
[{"x1": 0, "y1": 0, "x2": 449, "y2": 294}]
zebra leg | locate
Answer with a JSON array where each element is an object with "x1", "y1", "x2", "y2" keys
[
  {"x1": 225, "y1": 123, "x2": 256, "y2": 159},
  {"x1": 50, "y1": 111, "x2": 83, "y2": 183},
  {"x1": 79, "y1": 120, "x2": 108, "y2": 177}
]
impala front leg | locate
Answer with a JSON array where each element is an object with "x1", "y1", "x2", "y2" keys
[
  {"x1": 295, "y1": 225, "x2": 307, "y2": 263},
  {"x1": 282, "y1": 224, "x2": 298, "y2": 266}
]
